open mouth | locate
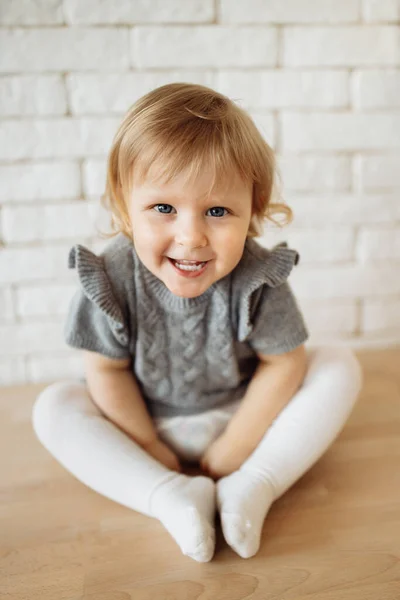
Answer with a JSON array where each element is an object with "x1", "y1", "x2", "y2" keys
[
  {"x1": 167, "y1": 257, "x2": 209, "y2": 276},
  {"x1": 170, "y1": 259, "x2": 207, "y2": 272}
]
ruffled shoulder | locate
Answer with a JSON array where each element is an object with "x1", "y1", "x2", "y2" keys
[
  {"x1": 234, "y1": 238, "x2": 300, "y2": 341},
  {"x1": 68, "y1": 244, "x2": 129, "y2": 346}
]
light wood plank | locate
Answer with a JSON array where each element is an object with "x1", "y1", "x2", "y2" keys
[{"x1": 1, "y1": 349, "x2": 399, "y2": 599}]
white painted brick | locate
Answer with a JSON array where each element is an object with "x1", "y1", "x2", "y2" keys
[
  {"x1": 0, "y1": 162, "x2": 81, "y2": 203},
  {"x1": 0, "y1": 288, "x2": 15, "y2": 323},
  {"x1": 250, "y1": 113, "x2": 276, "y2": 148},
  {"x1": 16, "y1": 283, "x2": 77, "y2": 318},
  {"x1": 259, "y1": 228, "x2": 354, "y2": 262},
  {"x1": 362, "y1": 0, "x2": 400, "y2": 22},
  {"x1": 0, "y1": 75, "x2": 67, "y2": 116},
  {"x1": 281, "y1": 113, "x2": 400, "y2": 151},
  {"x1": 362, "y1": 298, "x2": 400, "y2": 333},
  {"x1": 278, "y1": 194, "x2": 400, "y2": 226},
  {"x1": 64, "y1": 0, "x2": 214, "y2": 23},
  {"x1": 27, "y1": 353, "x2": 85, "y2": 383},
  {"x1": 0, "y1": 118, "x2": 119, "y2": 161},
  {"x1": 220, "y1": 0, "x2": 360, "y2": 23},
  {"x1": 90, "y1": 237, "x2": 115, "y2": 255},
  {"x1": 0, "y1": 359, "x2": 26, "y2": 386},
  {"x1": 0, "y1": 244, "x2": 73, "y2": 285},
  {"x1": 1, "y1": 202, "x2": 95, "y2": 243},
  {"x1": 77, "y1": 117, "x2": 121, "y2": 156},
  {"x1": 0, "y1": 321, "x2": 65, "y2": 357},
  {"x1": 83, "y1": 159, "x2": 107, "y2": 196},
  {"x1": 307, "y1": 331, "x2": 360, "y2": 346},
  {"x1": 0, "y1": 0, "x2": 63, "y2": 24},
  {"x1": 67, "y1": 71, "x2": 215, "y2": 115},
  {"x1": 355, "y1": 155, "x2": 400, "y2": 189},
  {"x1": 217, "y1": 70, "x2": 349, "y2": 109},
  {"x1": 356, "y1": 227, "x2": 400, "y2": 260},
  {"x1": 290, "y1": 264, "x2": 400, "y2": 299},
  {"x1": 301, "y1": 301, "x2": 358, "y2": 334},
  {"x1": 278, "y1": 155, "x2": 351, "y2": 191},
  {"x1": 352, "y1": 70, "x2": 400, "y2": 108},
  {"x1": 87, "y1": 199, "x2": 115, "y2": 238},
  {"x1": 346, "y1": 335, "x2": 400, "y2": 349},
  {"x1": 0, "y1": 28, "x2": 129, "y2": 72},
  {"x1": 132, "y1": 26, "x2": 278, "y2": 68},
  {"x1": 283, "y1": 27, "x2": 400, "y2": 67}
]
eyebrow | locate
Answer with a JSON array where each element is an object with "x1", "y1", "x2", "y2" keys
[{"x1": 140, "y1": 188, "x2": 241, "y2": 205}]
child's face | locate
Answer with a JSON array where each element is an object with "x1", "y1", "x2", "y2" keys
[{"x1": 128, "y1": 167, "x2": 253, "y2": 298}]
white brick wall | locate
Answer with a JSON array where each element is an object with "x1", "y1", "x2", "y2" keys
[
  {"x1": 362, "y1": 299, "x2": 400, "y2": 333},
  {"x1": 133, "y1": 27, "x2": 279, "y2": 68},
  {"x1": 283, "y1": 26, "x2": 400, "y2": 66},
  {"x1": 0, "y1": 28, "x2": 130, "y2": 71},
  {"x1": 219, "y1": 0, "x2": 360, "y2": 24},
  {"x1": 67, "y1": 72, "x2": 215, "y2": 114},
  {"x1": 217, "y1": 70, "x2": 349, "y2": 108},
  {"x1": 0, "y1": 118, "x2": 120, "y2": 160},
  {"x1": 1, "y1": 0, "x2": 399, "y2": 386},
  {"x1": 281, "y1": 113, "x2": 400, "y2": 151},
  {"x1": 0, "y1": 162, "x2": 81, "y2": 202},
  {"x1": 0, "y1": 75, "x2": 67, "y2": 116},
  {"x1": 1, "y1": 202, "x2": 95, "y2": 243},
  {"x1": 352, "y1": 70, "x2": 400, "y2": 109},
  {"x1": 356, "y1": 227, "x2": 400, "y2": 260},
  {"x1": 63, "y1": 0, "x2": 214, "y2": 24},
  {"x1": 354, "y1": 155, "x2": 400, "y2": 190},
  {"x1": 362, "y1": 0, "x2": 400, "y2": 23}
]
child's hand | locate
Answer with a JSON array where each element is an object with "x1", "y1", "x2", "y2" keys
[
  {"x1": 200, "y1": 432, "x2": 248, "y2": 481},
  {"x1": 143, "y1": 438, "x2": 182, "y2": 473}
]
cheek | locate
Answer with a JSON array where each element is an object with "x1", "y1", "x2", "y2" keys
[
  {"x1": 214, "y1": 225, "x2": 247, "y2": 254},
  {"x1": 132, "y1": 215, "x2": 157, "y2": 240},
  {"x1": 133, "y1": 220, "x2": 169, "y2": 256}
]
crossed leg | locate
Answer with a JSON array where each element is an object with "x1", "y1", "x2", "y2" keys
[
  {"x1": 32, "y1": 344, "x2": 362, "y2": 561},
  {"x1": 216, "y1": 345, "x2": 363, "y2": 558}
]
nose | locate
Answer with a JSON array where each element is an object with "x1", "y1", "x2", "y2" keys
[{"x1": 174, "y1": 214, "x2": 207, "y2": 249}]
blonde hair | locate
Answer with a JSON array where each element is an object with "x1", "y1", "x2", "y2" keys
[{"x1": 100, "y1": 82, "x2": 292, "y2": 240}]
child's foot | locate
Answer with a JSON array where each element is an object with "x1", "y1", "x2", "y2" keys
[
  {"x1": 216, "y1": 470, "x2": 275, "y2": 558},
  {"x1": 148, "y1": 473, "x2": 216, "y2": 562}
]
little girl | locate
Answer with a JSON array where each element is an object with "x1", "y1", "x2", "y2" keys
[{"x1": 33, "y1": 83, "x2": 362, "y2": 563}]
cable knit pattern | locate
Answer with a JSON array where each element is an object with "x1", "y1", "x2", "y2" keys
[
  {"x1": 134, "y1": 256, "x2": 172, "y2": 403},
  {"x1": 180, "y1": 311, "x2": 207, "y2": 383},
  {"x1": 169, "y1": 309, "x2": 206, "y2": 408},
  {"x1": 206, "y1": 281, "x2": 240, "y2": 384},
  {"x1": 64, "y1": 234, "x2": 309, "y2": 418},
  {"x1": 136, "y1": 305, "x2": 171, "y2": 399}
]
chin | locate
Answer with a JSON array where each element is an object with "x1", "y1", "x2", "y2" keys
[
  {"x1": 166, "y1": 281, "x2": 208, "y2": 299},
  {"x1": 169, "y1": 287, "x2": 204, "y2": 299}
]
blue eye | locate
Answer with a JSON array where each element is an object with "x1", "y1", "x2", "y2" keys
[
  {"x1": 152, "y1": 204, "x2": 228, "y2": 217},
  {"x1": 207, "y1": 207, "x2": 228, "y2": 218},
  {"x1": 154, "y1": 204, "x2": 174, "y2": 214}
]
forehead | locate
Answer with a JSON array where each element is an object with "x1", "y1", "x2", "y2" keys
[{"x1": 134, "y1": 165, "x2": 251, "y2": 202}]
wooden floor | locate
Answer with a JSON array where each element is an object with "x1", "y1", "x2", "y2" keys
[{"x1": 1, "y1": 349, "x2": 400, "y2": 599}]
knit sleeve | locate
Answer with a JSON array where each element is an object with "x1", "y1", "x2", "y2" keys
[
  {"x1": 237, "y1": 242, "x2": 309, "y2": 355},
  {"x1": 64, "y1": 244, "x2": 131, "y2": 359}
]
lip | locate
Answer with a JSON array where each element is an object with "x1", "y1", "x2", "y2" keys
[
  {"x1": 167, "y1": 257, "x2": 209, "y2": 278},
  {"x1": 169, "y1": 257, "x2": 209, "y2": 263}
]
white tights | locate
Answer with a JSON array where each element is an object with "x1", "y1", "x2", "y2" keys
[{"x1": 32, "y1": 345, "x2": 362, "y2": 560}]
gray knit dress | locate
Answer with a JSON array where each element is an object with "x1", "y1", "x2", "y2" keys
[{"x1": 65, "y1": 233, "x2": 309, "y2": 419}]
